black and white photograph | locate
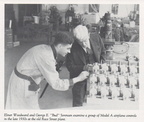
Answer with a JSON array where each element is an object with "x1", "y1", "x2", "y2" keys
[{"x1": 1, "y1": 1, "x2": 144, "y2": 122}]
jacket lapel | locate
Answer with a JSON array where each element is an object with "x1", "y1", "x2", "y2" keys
[
  {"x1": 78, "y1": 48, "x2": 86, "y2": 64},
  {"x1": 74, "y1": 41, "x2": 86, "y2": 64}
]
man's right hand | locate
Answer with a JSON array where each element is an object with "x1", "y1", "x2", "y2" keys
[
  {"x1": 77, "y1": 71, "x2": 90, "y2": 81},
  {"x1": 72, "y1": 71, "x2": 90, "y2": 84}
]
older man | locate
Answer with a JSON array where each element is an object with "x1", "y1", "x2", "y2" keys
[
  {"x1": 66, "y1": 25, "x2": 106, "y2": 107},
  {"x1": 6, "y1": 32, "x2": 89, "y2": 109}
]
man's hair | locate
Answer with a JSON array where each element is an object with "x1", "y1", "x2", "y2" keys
[
  {"x1": 73, "y1": 25, "x2": 90, "y2": 42},
  {"x1": 53, "y1": 32, "x2": 74, "y2": 46}
]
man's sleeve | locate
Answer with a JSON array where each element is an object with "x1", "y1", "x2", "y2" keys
[
  {"x1": 66, "y1": 53, "x2": 84, "y2": 78},
  {"x1": 34, "y1": 52, "x2": 71, "y2": 91}
]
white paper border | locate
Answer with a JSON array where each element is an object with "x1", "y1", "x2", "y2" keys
[{"x1": 1, "y1": 0, "x2": 144, "y2": 122}]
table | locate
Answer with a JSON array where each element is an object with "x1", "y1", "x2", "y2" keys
[
  {"x1": 85, "y1": 96, "x2": 139, "y2": 110},
  {"x1": 85, "y1": 42, "x2": 139, "y2": 110}
]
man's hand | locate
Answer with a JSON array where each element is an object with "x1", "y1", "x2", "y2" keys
[
  {"x1": 83, "y1": 64, "x2": 93, "y2": 72},
  {"x1": 72, "y1": 71, "x2": 90, "y2": 84},
  {"x1": 77, "y1": 71, "x2": 90, "y2": 81}
]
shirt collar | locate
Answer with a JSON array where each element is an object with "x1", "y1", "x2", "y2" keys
[{"x1": 51, "y1": 45, "x2": 57, "y2": 59}]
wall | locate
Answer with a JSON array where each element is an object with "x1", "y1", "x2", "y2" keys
[
  {"x1": 117, "y1": 4, "x2": 134, "y2": 17},
  {"x1": 42, "y1": 4, "x2": 88, "y2": 13},
  {"x1": 94, "y1": 4, "x2": 135, "y2": 23},
  {"x1": 42, "y1": 4, "x2": 135, "y2": 24},
  {"x1": 13, "y1": 5, "x2": 19, "y2": 23},
  {"x1": 42, "y1": 4, "x2": 89, "y2": 23},
  {"x1": 8, "y1": 4, "x2": 136, "y2": 27}
]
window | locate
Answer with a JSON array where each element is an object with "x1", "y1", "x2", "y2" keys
[
  {"x1": 89, "y1": 4, "x2": 99, "y2": 13},
  {"x1": 111, "y1": 4, "x2": 119, "y2": 15}
]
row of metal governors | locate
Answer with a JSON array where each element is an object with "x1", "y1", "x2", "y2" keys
[
  {"x1": 87, "y1": 62, "x2": 139, "y2": 102},
  {"x1": 91, "y1": 60, "x2": 139, "y2": 75}
]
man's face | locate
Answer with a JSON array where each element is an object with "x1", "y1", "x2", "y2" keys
[
  {"x1": 58, "y1": 44, "x2": 72, "y2": 57},
  {"x1": 78, "y1": 39, "x2": 89, "y2": 49}
]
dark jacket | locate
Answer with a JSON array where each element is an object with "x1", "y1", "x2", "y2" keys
[{"x1": 66, "y1": 32, "x2": 105, "y2": 78}]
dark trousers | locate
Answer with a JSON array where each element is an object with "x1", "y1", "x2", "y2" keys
[{"x1": 72, "y1": 80, "x2": 87, "y2": 107}]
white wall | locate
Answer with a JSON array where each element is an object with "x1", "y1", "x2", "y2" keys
[
  {"x1": 42, "y1": 4, "x2": 89, "y2": 23},
  {"x1": 99, "y1": 4, "x2": 112, "y2": 18},
  {"x1": 42, "y1": 4, "x2": 69, "y2": 12},
  {"x1": 41, "y1": 4, "x2": 135, "y2": 24},
  {"x1": 97, "y1": 4, "x2": 135, "y2": 20},
  {"x1": 42, "y1": 4, "x2": 88, "y2": 13},
  {"x1": 73, "y1": 4, "x2": 89, "y2": 14},
  {"x1": 117, "y1": 4, "x2": 134, "y2": 17}
]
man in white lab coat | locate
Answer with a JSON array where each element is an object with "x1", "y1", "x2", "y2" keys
[{"x1": 6, "y1": 32, "x2": 89, "y2": 109}]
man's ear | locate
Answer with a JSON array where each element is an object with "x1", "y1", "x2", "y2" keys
[{"x1": 57, "y1": 44, "x2": 62, "y2": 49}]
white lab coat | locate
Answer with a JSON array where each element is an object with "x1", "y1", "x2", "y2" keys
[{"x1": 6, "y1": 44, "x2": 70, "y2": 109}]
